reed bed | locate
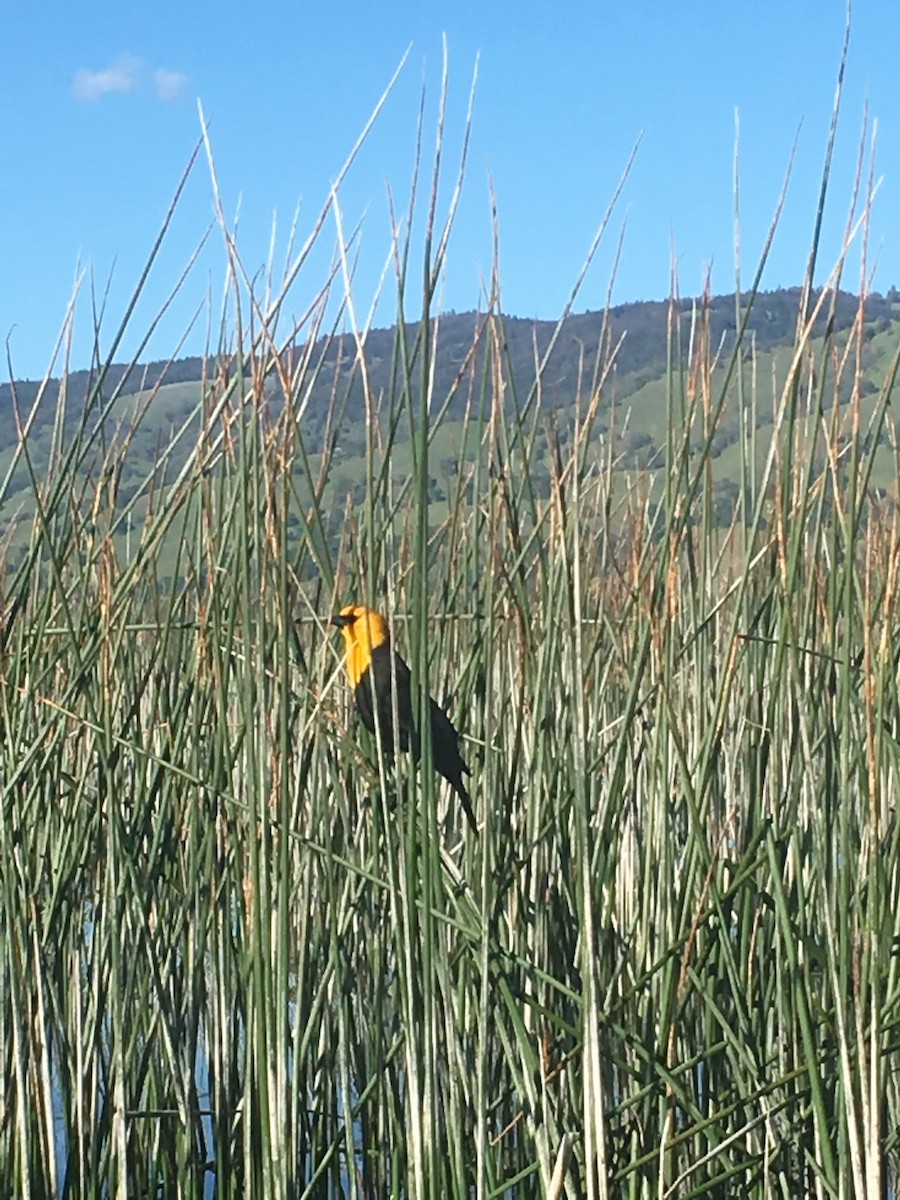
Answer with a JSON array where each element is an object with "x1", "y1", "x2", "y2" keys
[{"x1": 2, "y1": 73, "x2": 900, "y2": 1200}]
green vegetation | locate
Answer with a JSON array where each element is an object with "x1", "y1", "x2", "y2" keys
[
  {"x1": 2, "y1": 72, "x2": 900, "y2": 1199},
  {"x1": 4, "y1": 285, "x2": 900, "y2": 555}
]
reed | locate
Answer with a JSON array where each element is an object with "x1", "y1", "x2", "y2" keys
[{"x1": 1, "y1": 60, "x2": 899, "y2": 1200}]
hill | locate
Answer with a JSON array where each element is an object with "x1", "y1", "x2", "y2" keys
[
  {"x1": 1, "y1": 285, "x2": 899, "y2": 556},
  {"x1": 2, "y1": 286, "x2": 895, "y2": 445}
]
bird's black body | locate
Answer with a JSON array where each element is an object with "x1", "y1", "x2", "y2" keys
[{"x1": 353, "y1": 642, "x2": 476, "y2": 830}]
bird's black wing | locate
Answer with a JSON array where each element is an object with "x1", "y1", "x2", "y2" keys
[
  {"x1": 358, "y1": 645, "x2": 477, "y2": 830},
  {"x1": 355, "y1": 644, "x2": 415, "y2": 754},
  {"x1": 428, "y1": 698, "x2": 476, "y2": 828},
  {"x1": 353, "y1": 666, "x2": 378, "y2": 739},
  {"x1": 428, "y1": 699, "x2": 467, "y2": 778}
]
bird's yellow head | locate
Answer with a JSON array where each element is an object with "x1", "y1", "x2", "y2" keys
[{"x1": 331, "y1": 604, "x2": 390, "y2": 688}]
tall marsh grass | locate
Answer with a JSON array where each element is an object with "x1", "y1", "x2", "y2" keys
[{"x1": 2, "y1": 66, "x2": 900, "y2": 1199}]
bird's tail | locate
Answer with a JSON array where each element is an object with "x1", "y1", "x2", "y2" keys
[{"x1": 455, "y1": 778, "x2": 478, "y2": 832}]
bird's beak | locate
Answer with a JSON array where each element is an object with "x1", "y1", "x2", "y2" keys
[{"x1": 331, "y1": 613, "x2": 351, "y2": 629}]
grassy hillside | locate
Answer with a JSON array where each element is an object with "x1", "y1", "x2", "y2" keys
[{"x1": 4, "y1": 291, "x2": 899, "y2": 567}]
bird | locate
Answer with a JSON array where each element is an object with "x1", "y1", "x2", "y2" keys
[{"x1": 331, "y1": 603, "x2": 477, "y2": 831}]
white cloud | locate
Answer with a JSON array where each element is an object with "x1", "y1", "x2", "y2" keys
[
  {"x1": 71, "y1": 55, "x2": 140, "y2": 102},
  {"x1": 154, "y1": 69, "x2": 188, "y2": 103},
  {"x1": 70, "y1": 57, "x2": 189, "y2": 104}
]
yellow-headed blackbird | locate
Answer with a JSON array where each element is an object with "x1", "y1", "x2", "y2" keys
[{"x1": 331, "y1": 604, "x2": 477, "y2": 831}]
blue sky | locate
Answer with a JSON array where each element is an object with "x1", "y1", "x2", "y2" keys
[{"x1": 2, "y1": 3, "x2": 899, "y2": 380}]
